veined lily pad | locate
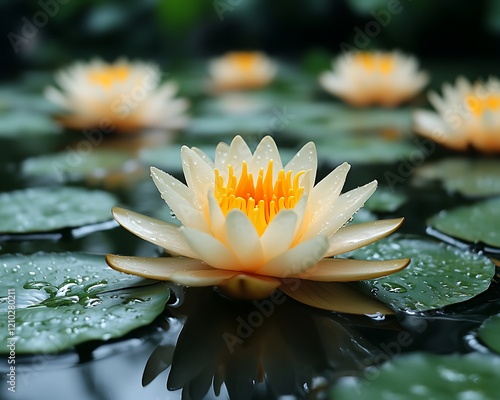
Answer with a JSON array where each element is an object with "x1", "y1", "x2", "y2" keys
[
  {"x1": 414, "y1": 158, "x2": 500, "y2": 197},
  {"x1": 21, "y1": 150, "x2": 134, "y2": 182},
  {"x1": 316, "y1": 135, "x2": 416, "y2": 164},
  {"x1": 0, "y1": 252, "x2": 169, "y2": 353},
  {"x1": 331, "y1": 352, "x2": 500, "y2": 399},
  {"x1": 477, "y1": 313, "x2": 500, "y2": 353},
  {"x1": 365, "y1": 187, "x2": 407, "y2": 212},
  {"x1": 427, "y1": 198, "x2": 500, "y2": 249},
  {"x1": 0, "y1": 187, "x2": 118, "y2": 237},
  {"x1": 347, "y1": 235, "x2": 495, "y2": 312}
]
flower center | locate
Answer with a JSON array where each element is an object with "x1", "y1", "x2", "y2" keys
[
  {"x1": 355, "y1": 53, "x2": 394, "y2": 74},
  {"x1": 227, "y1": 52, "x2": 259, "y2": 72},
  {"x1": 88, "y1": 66, "x2": 130, "y2": 88},
  {"x1": 465, "y1": 93, "x2": 500, "y2": 117},
  {"x1": 214, "y1": 160, "x2": 305, "y2": 236}
]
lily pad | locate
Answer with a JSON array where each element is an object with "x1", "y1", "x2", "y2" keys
[
  {"x1": 365, "y1": 187, "x2": 407, "y2": 212},
  {"x1": 187, "y1": 114, "x2": 274, "y2": 137},
  {"x1": 414, "y1": 158, "x2": 500, "y2": 197},
  {"x1": 331, "y1": 352, "x2": 500, "y2": 399},
  {"x1": 427, "y1": 198, "x2": 500, "y2": 249},
  {"x1": 0, "y1": 252, "x2": 169, "y2": 353},
  {"x1": 0, "y1": 111, "x2": 61, "y2": 137},
  {"x1": 316, "y1": 135, "x2": 416, "y2": 164},
  {"x1": 0, "y1": 187, "x2": 118, "y2": 237},
  {"x1": 22, "y1": 150, "x2": 134, "y2": 182},
  {"x1": 477, "y1": 313, "x2": 500, "y2": 353},
  {"x1": 347, "y1": 235, "x2": 495, "y2": 312}
]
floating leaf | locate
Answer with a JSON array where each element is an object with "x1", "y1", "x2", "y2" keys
[
  {"x1": 0, "y1": 187, "x2": 118, "y2": 237},
  {"x1": 477, "y1": 313, "x2": 500, "y2": 353},
  {"x1": 0, "y1": 252, "x2": 169, "y2": 353},
  {"x1": 316, "y1": 135, "x2": 416, "y2": 164},
  {"x1": 187, "y1": 114, "x2": 273, "y2": 137},
  {"x1": 415, "y1": 158, "x2": 500, "y2": 197},
  {"x1": 331, "y1": 352, "x2": 500, "y2": 399},
  {"x1": 365, "y1": 187, "x2": 407, "y2": 212},
  {"x1": 22, "y1": 150, "x2": 134, "y2": 182},
  {"x1": 427, "y1": 198, "x2": 500, "y2": 249},
  {"x1": 348, "y1": 235, "x2": 495, "y2": 312},
  {"x1": 0, "y1": 111, "x2": 61, "y2": 137}
]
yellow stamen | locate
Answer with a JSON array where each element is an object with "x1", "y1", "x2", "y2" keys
[
  {"x1": 214, "y1": 160, "x2": 305, "y2": 236},
  {"x1": 467, "y1": 94, "x2": 500, "y2": 117},
  {"x1": 355, "y1": 53, "x2": 395, "y2": 74},
  {"x1": 88, "y1": 66, "x2": 130, "y2": 88},
  {"x1": 227, "y1": 52, "x2": 259, "y2": 72}
]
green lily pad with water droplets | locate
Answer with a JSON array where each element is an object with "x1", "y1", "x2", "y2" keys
[
  {"x1": 0, "y1": 252, "x2": 170, "y2": 354},
  {"x1": 331, "y1": 352, "x2": 500, "y2": 399},
  {"x1": 0, "y1": 187, "x2": 118, "y2": 237},
  {"x1": 427, "y1": 197, "x2": 500, "y2": 249},
  {"x1": 477, "y1": 313, "x2": 500, "y2": 353},
  {"x1": 414, "y1": 158, "x2": 500, "y2": 197},
  {"x1": 21, "y1": 150, "x2": 133, "y2": 182},
  {"x1": 365, "y1": 187, "x2": 407, "y2": 212},
  {"x1": 347, "y1": 235, "x2": 495, "y2": 312}
]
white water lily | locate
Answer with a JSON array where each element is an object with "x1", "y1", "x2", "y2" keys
[
  {"x1": 208, "y1": 52, "x2": 277, "y2": 92},
  {"x1": 45, "y1": 58, "x2": 189, "y2": 133},
  {"x1": 320, "y1": 50, "x2": 428, "y2": 107},
  {"x1": 414, "y1": 76, "x2": 500, "y2": 153},
  {"x1": 106, "y1": 136, "x2": 409, "y2": 304}
]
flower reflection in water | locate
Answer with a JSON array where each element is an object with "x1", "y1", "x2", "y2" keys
[{"x1": 142, "y1": 287, "x2": 399, "y2": 399}]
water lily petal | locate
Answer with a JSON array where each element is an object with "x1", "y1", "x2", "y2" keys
[
  {"x1": 105, "y1": 254, "x2": 231, "y2": 284},
  {"x1": 191, "y1": 146, "x2": 215, "y2": 168},
  {"x1": 303, "y1": 180, "x2": 377, "y2": 240},
  {"x1": 305, "y1": 162, "x2": 350, "y2": 224},
  {"x1": 218, "y1": 274, "x2": 282, "y2": 300},
  {"x1": 284, "y1": 141, "x2": 317, "y2": 186},
  {"x1": 214, "y1": 135, "x2": 253, "y2": 175},
  {"x1": 280, "y1": 280, "x2": 394, "y2": 314},
  {"x1": 181, "y1": 147, "x2": 215, "y2": 202},
  {"x1": 295, "y1": 257, "x2": 410, "y2": 281},
  {"x1": 248, "y1": 135, "x2": 282, "y2": 180},
  {"x1": 326, "y1": 218, "x2": 404, "y2": 257},
  {"x1": 112, "y1": 207, "x2": 198, "y2": 258},
  {"x1": 207, "y1": 192, "x2": 226, "y2": 242},
  {"x1": 260, "y1": 210, "x2": 298, "y2": 261},
  {"x1": 181, "y1": 227, "x2": 241, "y2": 271},
  {"x1": 257, "y1": 235, "x2": 329, "y2": 278},
  {"x1": 150, "y1": 167, "x2": 210, "y2": 232},
  {"x1": 413, "y1": 110, "x2": 467, "y2": 151},
  {"x1": 225, "y1": 210, "x2": 264, "y2": 270}
]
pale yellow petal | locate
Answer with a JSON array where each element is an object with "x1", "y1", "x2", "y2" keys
[
  {"x1": 260, "y1": 210, "x2": 298, "y2": 261},
  {"x1": 248, "y1": 135, "x2": 283, "y2": 180},
  {"x1": 284, "y1": 141, "x2": 317, "y2": 186},
  {"x1": 180, "y1": 227, "x2": 242, "y2": 271},
  {"x1": 294, "y1": 257, "x2": 410, "y2": 281},
  {"x1": 225, "y1": 210, "x2": 264, "y2": 270},
  {"x1": 302, "y1": 180, "x2": 377, "y2": 241},
  {"x1": 191, "y1": 146, "x2": 215, "y2": 168},
  {"x1": 325, "y1": 218, "x2": 404, "y2": 257},
  {"x1": 150, "y1": 167, "x2": 210, "y2": 232},
  {"x1": 112, "y1": 207, "x2": 198, "y2": 258},
  {"x1": 106, "y1": 254, "x2": 242, "y2": 286},
  {"x1": 207, "y1": 192, "x2": 226, "y2": 242},
  {"x1": 181, "y1": 147, "x2": 215, "y2": 201},
  {"x1": 279, "y1": 280, "x2": 394, "y2": 314},
  {"x1": 257, "y1": 235, "x2": 329, "y2": 278}
]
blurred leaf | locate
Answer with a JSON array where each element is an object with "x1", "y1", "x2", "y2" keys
[
  {"x1": 477, "y1": 313, "x2": 500, "y2": 353},
  {"x1": 0, "y1": 187, "x2": 117, "y2": 236},
  {"x1": 414, "y1": 158, "x2": 500, "y2": 197},
  {"x1": 0, "y1": 111, "x2": 61, "y2": 137},
  {"x1": 365, "y1": 187, "x2": 407, "y2": 212},
  {"x1": 331, "y1": 352, "x2": 500, "y2": 399},
  {"x1": 156, "y1": 0, "x2": 207, "y2": 31},
  {"x1": 427, "y1": 197, "x2": 500, "y2": 248}
]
